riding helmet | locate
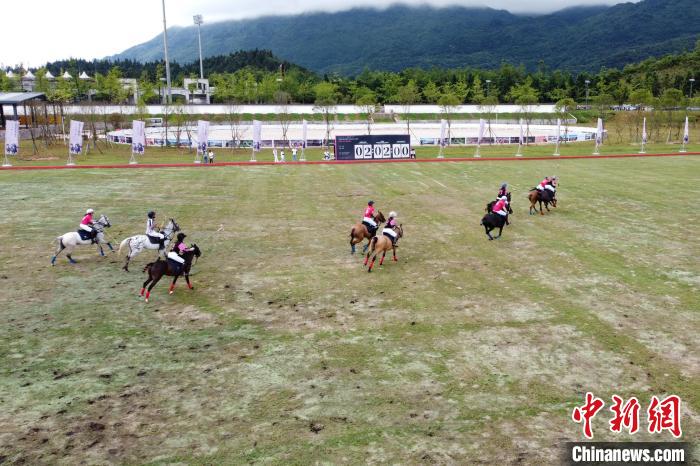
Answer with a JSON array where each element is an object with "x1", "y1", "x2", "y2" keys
[
  {"x1": 389, "y1": 211, "x2": 397, "y2": 218},
  {"x1": 177, "y1": 233, "x2": 187, "y2": 241},
  {"x1": 501, "y1": 183, "x2": 507, "y2": 188},
  {"x1": 148, "y1": 211, "x2": 156, "y2": 218},
  {"x1": 86, "y1": 208, "x2": 94, "y2": 214},
  {"x1": 368, "y1": 200, "x2": 374, "y2": 205}
]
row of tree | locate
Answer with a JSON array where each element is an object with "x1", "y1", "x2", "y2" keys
[{"x1": 3, "y1": 44, "x2": 699, "y2": 110}]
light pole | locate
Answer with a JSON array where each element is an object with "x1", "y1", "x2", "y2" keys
[
  {"x1": 161, "y1": 0, "x2": 172, "y2": 104},
  {"x1": 690, "y1": 78, "x2": 695, "y2": 99},
  {"x1": 584, "y1": 80, "x2": 590, "y2": 108},
  {"x1": 485, "y1": 79, "x2": 491, "y2": 97},
  {"x1": 193, "y1": 14, "x2": 204, "y2": 80}
]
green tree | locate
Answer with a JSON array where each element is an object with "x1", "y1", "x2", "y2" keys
[
  {"x1": 438, "y1": 91, "x2": 461, "y2": 141},
  {"x1": 395, "y1": 79, "x2": 420, "y2": 135},
  {"x1": 314, "y1": 82, "x2": 339, "y2": 149},
  {"x1": 356, "y1": 91, "x2": 377, "y2": 135},
  {"x1": 422, "y1": 80, "x2": 440, "y2": 104}
]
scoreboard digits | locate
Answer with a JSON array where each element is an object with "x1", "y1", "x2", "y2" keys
[{"x1": 337, "y1": 135, "x2": 411, "y2": 160}]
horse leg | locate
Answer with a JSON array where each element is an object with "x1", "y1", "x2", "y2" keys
[
  {"x1": 141, "y1": 276, "x2": 152, "y2": 297},
  {"x1": 485, "y1": 225, "x2": 494, "y2": 240},
  {"x1": 379, "y1": 250, "x2": 386, "y2": 266},
  {"x1": 185, "y1": 274, "x2": 193, "y2": 290},
  {"x1": 169, "y1": 275, "x2": 180, "y2": 295},
  {"x1": 98, "y1": 244, "x2": 105, "y2": 256},
  {"x1": 145, "y1": 275, "x2": 162, "y2": 303},
  {"x1": 362, "y1": 238, "x2": 370, "y2": 253},
  {"x1": 392, "y1": 245, "x2": 398, "y2": 262},
  {"x1": 368, "y1": 254, "x2": 377, "y2": 272},
  {"x1": 539, "y1": 200, "x2": 544, "y2": 215},
  {"x1": 52, "y1": 238, "x2": 65, "y2": 265},
  {"x1": 107, "y1": 242, "x2": 114, "y2": 252}
]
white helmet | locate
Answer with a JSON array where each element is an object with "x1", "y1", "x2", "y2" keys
[
  {"x1": 86, "y1": 208, "x2": 94, "y2": 214},
  {"x1": 500, "y1": 196, "x2": 507, "y2": 201},
  {"x1": 389, "y1": 211, "x2": 397, "y2": 218}
]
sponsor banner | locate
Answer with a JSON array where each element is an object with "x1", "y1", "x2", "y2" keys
[
  {"x1": 252, "y1": 120, "x2": 262, "y2": 152},
  {"x1": 132, "y1": 120, "x2": 145, "y2": 154},
  {"x1": 197, "y1": 120, "x2": 210, "y2": 153},
  {"x1": 69, "y1": 120, "x2": 84, "y2": 154},
  {"x1": 4, "y1": 119, "x2": 19, "y2": 155},
  {"x1": 302, "y1": 119, "x2": 308, "y2": 148},
  {"x1": 335, "y1": 134, "x2": 411, "y2": 160}
]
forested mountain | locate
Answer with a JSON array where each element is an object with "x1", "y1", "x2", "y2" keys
[{"x1": 111, "y1": 0, "x2": 699, "y2": 75}]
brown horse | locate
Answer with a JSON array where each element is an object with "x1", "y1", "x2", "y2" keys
[
  {"x1": 364, "y1": 224, "x2": 403, "y2": 272},
  {"x1": 350, "y1": 211, "x2": 386, "y2": 254},
  {"x1": 528, "y1": 189, "x2": 557, "y2": 215},
  {"x1": 140, "y1": 244, "x2": 201, "y2": 303}
]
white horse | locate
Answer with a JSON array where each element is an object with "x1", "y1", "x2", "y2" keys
[
  {"x1": 51, "y1": 215, "x2": 114, "y2": 265},
  {"x1": 118, "y1": 218, "x2": 180, "y2": 272}
]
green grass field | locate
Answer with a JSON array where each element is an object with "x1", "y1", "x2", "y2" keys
[{"x1": 0, "y1": 155, "x2": 698, "y2": 464}]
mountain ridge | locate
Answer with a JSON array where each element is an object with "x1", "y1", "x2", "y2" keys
[{"x1": 111, "y1": 0, "x2": 700, "y2": 75}]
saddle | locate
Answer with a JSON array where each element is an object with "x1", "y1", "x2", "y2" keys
[
  {"x1": 147, "y1": 234, "x2": 162, "y2": 245},
  {"x1": 77, "y1": 229, "x2": 96, "y2": 242},
  {"x1": 167, "y1": 258, "x2": 184, "y2": 276}
]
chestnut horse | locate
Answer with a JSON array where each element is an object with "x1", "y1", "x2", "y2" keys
[
  {"x1": 140, "y1": 244, "x2": 201, "y2": 303},
  {"x1": 528, "y1": 189, "x2": 557, "y2": 215},
  {"x1": 350, "y1": 211, "x2": 386, "y2": 254},
  {"x1": 364, "y1": 224, "x2": 403, "y2": 272}
]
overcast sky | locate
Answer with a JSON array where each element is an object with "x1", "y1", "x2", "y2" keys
[{"x1": 3, "y1": 0, "x2": 635, "y2": 68}]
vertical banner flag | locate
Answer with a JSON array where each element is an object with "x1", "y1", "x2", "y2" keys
[
  {"x1": 197, "y1": 120, "x2": 210, "y2": 154},
  {"x1": 556, "y1": 118, "x2": 561, "y2": 142},
  {"x1": 252, "y1": 120, "x2": 262, "y2": 152},
  {"x1": 478, "y1": 119, "x2": 485, "y2": 145},
  {"x1": 596, "y1": 118, "x2": 603, "y2": 145},
  {"x1": 439, "y1": 119, "x2": 447, "y2": 147},
  {"x1": 69, "y1": 120, "x2": 84, "y2": 154},
  {"x1": 4, "y1": 120, "x2": 19, "y2": 155},
  {"x1": 302, "y1": 119, "x2": 308, "y2": 148},
  {"x1": 642, "y1": 117, "x2": 647, "y2": 144},
  {"x1": 519, "y1": 118, "x2": 524, "y2": 144},
  {"x1": 683, "y1": 116, "x2": 689, "y2": 144},
  {"x1": 132, "y1": 120, "x2": 145, "y2": 154}
]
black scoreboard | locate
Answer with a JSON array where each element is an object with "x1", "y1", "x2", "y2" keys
[{"x1": 335, "y1": 135, "x2": 411, "y2": 160}]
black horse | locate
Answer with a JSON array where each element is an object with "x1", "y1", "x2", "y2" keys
[
  {"x1": 140, "y1": 244, "x2": 201, "y2": 303},
  {"x1": 486, "y1": 192, "x2": 513, "y2": 224},
  {"x1": 481, "y1": 212, "x2": 509, "y2": 240}
]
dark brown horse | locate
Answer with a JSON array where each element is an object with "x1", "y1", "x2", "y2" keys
[
  {"x1": 350, "y1": 211, "x2": 386, "y2": 254},
  {"x1": 140, "y1": 244, "x2": 201, "y2": 303},
  {"x1": 528, "y1": 189, "x2": 557, "y2": 215},
  {"x1": 364, "y1": 224, "x2": 403, "y2": 272}
]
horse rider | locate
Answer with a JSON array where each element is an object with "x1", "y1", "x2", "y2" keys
[
  {"x1": 492, "y1": 196, "x2": 509, "y2": 223},
  {"x1": 382, "y1": 211, "x2": 399, "y2": 246},
  {"x1": 362, "y1": 200, "x2": 378, "y2": 236},
  {"x1": 167, "y1": 233, "x2": 194, "y2": 275},
  {"x1": 497, "y1": 183, "x2": 508, "y2": 199},
  {"x1": 536, "y1": 176, "x2": 557, "y2": 199},
  {"x1": 146, "y1": 211, "x2": 166, "y2": 250},
  {"x1": 79, "y1": 208, "x2": 97, "y2": 243}
]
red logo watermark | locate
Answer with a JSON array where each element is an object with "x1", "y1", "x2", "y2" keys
[{"x1": 572, "y1": 393, "x2": 681, "y2": 439}]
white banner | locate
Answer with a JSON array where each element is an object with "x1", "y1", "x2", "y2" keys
[
  {"x1": 69, "y1": 120, "x2": 84, "y2": 154},
  {"x1": 642, "y1": 117, "x2": 647, "y2": 144},
  {"x1": 4, "y1": 120, "x2": 19, "y2": 156},
  {"x1": 302, "y1": 119, "x2": 308, "y2": 148},
  {"x1": 596, "y1": 118, "x2": 603, "y2": 145},
  {"x1": 439, "y1": 119, "x2": 447, "y2": 147},
  {"x1": 252, "y1": 120, "x2": 262, "y2": 152},
  {"x1": 477, "y1": 118, "x2": 485, "y2": 145},
  {"x1": 556, "y1": 118, "x2": 561, "y2": 142},
  {"x1": 683, "y1": 116, "x2": 689, "y2": 143},
  {"x1": 131, "y1": 120, "x2": 145, "y2": 154},
  {"x1": 197, "y1": 120, "x2": 210, "y2": 153},
  {"x1": 519, "y1": 118, "x2": 524, "y2": 144}
]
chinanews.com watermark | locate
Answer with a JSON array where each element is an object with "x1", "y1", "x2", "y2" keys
[{"x1": 564, "y1": 392, "x2": 693, "y2": 465}]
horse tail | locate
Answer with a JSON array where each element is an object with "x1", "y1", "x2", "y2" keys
[
  {"x1": 370, "y1": 236, "x2": 378, "y2": 250},
  {"x1": 143, "y1": 262, "x2": 154, "y2": 274},
  {"x1": 118, "y1": 237, "x2": 130, "y2": 255},
  {"x1": 350, "y1": 227, "x2": 355, "y2": 239}
]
